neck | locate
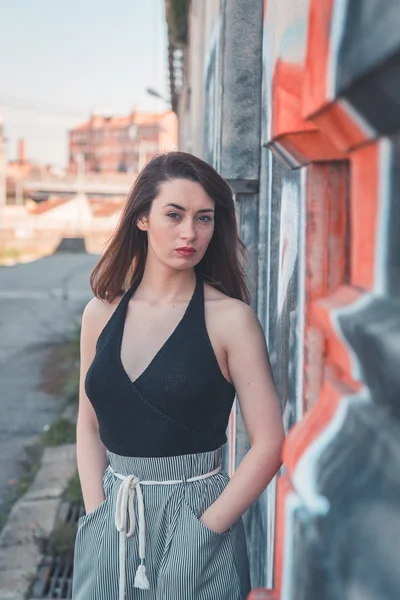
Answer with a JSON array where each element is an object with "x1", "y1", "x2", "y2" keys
[{"x1": 137, "y1": 262, "x2": 197, "y2": 304}]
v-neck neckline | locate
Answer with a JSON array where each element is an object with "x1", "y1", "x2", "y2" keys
[{"x1": 117, "y1": 273, "x2": 200, "y2": 387}]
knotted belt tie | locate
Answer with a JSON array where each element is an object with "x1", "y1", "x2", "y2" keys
[{"x1": 110, "y1": 464, "x2": 222, "y2": 599}]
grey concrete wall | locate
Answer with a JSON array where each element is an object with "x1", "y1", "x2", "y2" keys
[
  {"x1": 198, "y1": 0, "x2": 270, "y2": 589},
  {"x1": 178, "y1": 0, "x2": 221, "y2": 156}
]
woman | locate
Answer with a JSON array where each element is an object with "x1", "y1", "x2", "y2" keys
[{"x1": 72, "y1": 152, "x2": 284, "y2": 600}]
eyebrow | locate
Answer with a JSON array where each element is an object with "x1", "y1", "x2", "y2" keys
[{"x1": 163, "y1": 203, "x2": 215, "y2": 214}]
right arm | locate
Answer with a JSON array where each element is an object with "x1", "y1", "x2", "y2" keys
[{"x1": 76, "y1": 297, "x2": 117, "y2": 514}]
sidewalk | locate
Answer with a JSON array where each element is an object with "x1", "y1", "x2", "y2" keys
[
  {"x1": 0, "y1": 253, "x2": 96, "y2": 516},
  {"x1": 0, "y1": 441, "x2": 77, "y2": 600}
]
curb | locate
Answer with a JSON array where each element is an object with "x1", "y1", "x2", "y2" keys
[{"x1": 0, "y1": 444, "x2": 77, "y2": 600}]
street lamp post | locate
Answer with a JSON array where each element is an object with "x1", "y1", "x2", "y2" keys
[{"x1": 145, "y1": 88, "x2": 171, "y2": 107}]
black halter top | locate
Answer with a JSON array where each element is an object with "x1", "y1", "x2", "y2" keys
[{"x1": 85, "y1": 273, "x2": 236, "y2": 457}]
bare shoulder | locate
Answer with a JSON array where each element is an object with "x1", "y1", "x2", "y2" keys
[
  {"x1": 203, "y1": 283, "x2": 260, "y2": 334},
  {"x1": 82, "y1": 293, "x2": 124, "y2": 338}
]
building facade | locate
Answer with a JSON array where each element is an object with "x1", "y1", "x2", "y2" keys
[
  {"x1": 0, "y1": 112, "x2": 6, "y2": 218},
  {"x1": 169, "y1": 1, "x2": 400, "y2": 599},
  {"x1": 68, "y1": 110, "x2": 178, "y2": 175}
]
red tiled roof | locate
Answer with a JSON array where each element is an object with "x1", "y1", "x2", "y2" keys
[
  {"x1": 28, "y1": 197, "x2": 69, "y2": 214},
  {"x1": 89, "y1": 197, "x2": 125, "y2": 217},
  {"x1": 93, "y1": 204, "x2": 123, "y2": 217},
  {"x1": 29, "y1": 196, "x2": 125, "y2": 217}
]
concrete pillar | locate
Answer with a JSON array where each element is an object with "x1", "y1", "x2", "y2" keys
[
  {"x1": 216, "y1": 0, "x2": 263, "y2": 190},
  {"x1": 213, "y1": 3, "x2": 265, "y2": 563}
]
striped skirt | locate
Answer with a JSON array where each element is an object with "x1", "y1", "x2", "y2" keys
[{"x1": 72, "y1": 447, "x2": 251, "y2": 599}]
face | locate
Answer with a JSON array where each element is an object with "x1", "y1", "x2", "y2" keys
[{"x1": 137, "y1": 179, "x2": 215, "y2": 270}]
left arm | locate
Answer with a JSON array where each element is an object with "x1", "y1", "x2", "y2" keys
[{"x1": 200, "y1": 302, "x2": 285, "y2": 534}]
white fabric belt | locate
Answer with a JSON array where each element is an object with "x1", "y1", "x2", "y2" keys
[{"x1": 110, "y1": 464, "x2": 222, "y2": 599}]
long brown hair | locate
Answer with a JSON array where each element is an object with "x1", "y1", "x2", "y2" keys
[{"x1": 90, "y1": 151, "x2": 250, "y2": 303}]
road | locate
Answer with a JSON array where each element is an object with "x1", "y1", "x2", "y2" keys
[{"x1": 0, "y1": 252, "x2": 98, "y2": 515}]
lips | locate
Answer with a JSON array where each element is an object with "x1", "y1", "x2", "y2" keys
[{"x1": 176, "y1": 247, "x2": 196, "y2": 257}]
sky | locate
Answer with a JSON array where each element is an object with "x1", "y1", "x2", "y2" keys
[{"x1": 0, "y1": 0, "x2": 170, "y2": 167}]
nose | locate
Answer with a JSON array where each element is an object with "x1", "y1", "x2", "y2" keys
[{"x1": 180, "y1": 217, "x2": 196, "y2": 242}]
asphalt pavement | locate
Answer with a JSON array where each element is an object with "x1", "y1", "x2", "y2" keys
[{"x1": 0, "y1": 252, "x2": 98, "y2": 515}]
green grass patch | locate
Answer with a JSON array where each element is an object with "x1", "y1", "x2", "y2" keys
[
  {"x1": 39, "y1": 417, "x2": 76, "y2": 447},
  {"x1": 69, "y1": 325, "x2": 81, "y2": 360},
  {"x1": 63, "y1": 371, "x2": 80, "y2": 405},
  {"x1": 63, "y1": 472, "x2": 83, "y2": 505},
  {"x1": 0, "y1": 247, "x2": 21, "y2": 261},
  {"x1": 62, "y1": 324, "x2": 81, "y2": 405},
  {"x1": 32, "y1": 473, "x2": 84, "y2": 564},
  {"x1": 0, "y1": 327, "x2": 81, "y2": 535},
  {"x1": 48, "y1": 522, "x2": 77, "y2": 559},
  {"x1": 167, "y1": 0, "x2": 189, "y2": 44},
  {"x1": 0, "y1": 444, "x2": 43, "y2": 531}
]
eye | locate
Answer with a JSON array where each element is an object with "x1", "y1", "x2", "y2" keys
[
  {"x1": 198, "y1": 215, "x2": 212, "y2": 222},
  {"x1": 167, "y1": 212, "x2": 181, "y2": 220}
]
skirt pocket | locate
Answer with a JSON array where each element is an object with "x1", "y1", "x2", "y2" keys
[
  {"x1": 77, "y1": 465, "x2": 113, "y2": 527},
  {"x1": 184, "y1": 498, "x2": 231, "y2": 537},
  {"x1": 184, "y1": 468, "x2": 234, "y2": 536},
  {"x1": 160, "y1": 494, "x2": 242, "y2": 599}
]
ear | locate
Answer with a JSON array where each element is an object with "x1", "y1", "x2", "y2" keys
[{"x1": 136, "y1": 215, "x2": 148, "y2": 232}]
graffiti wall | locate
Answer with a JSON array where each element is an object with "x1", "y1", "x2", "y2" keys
[
  {"x1": 261, "y1": 1, "x2": 400, "y2": 598},
  {"x1": 176, "y1": 0, "x2": 400, "y2": 597}
]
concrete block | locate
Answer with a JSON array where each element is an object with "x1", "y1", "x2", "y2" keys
[
  {"x1": 0, "y1": 498, "x2": 58, "y2": 548},
  {"x1": 0, "y1": 543, "x2": 39, "y2": 571},
  {"x1": 25, "y1": 444, "x2": 76, "y2": 501},
  {"x1": 0, "y1": 567, "x2": 36, "y2": 599}
]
